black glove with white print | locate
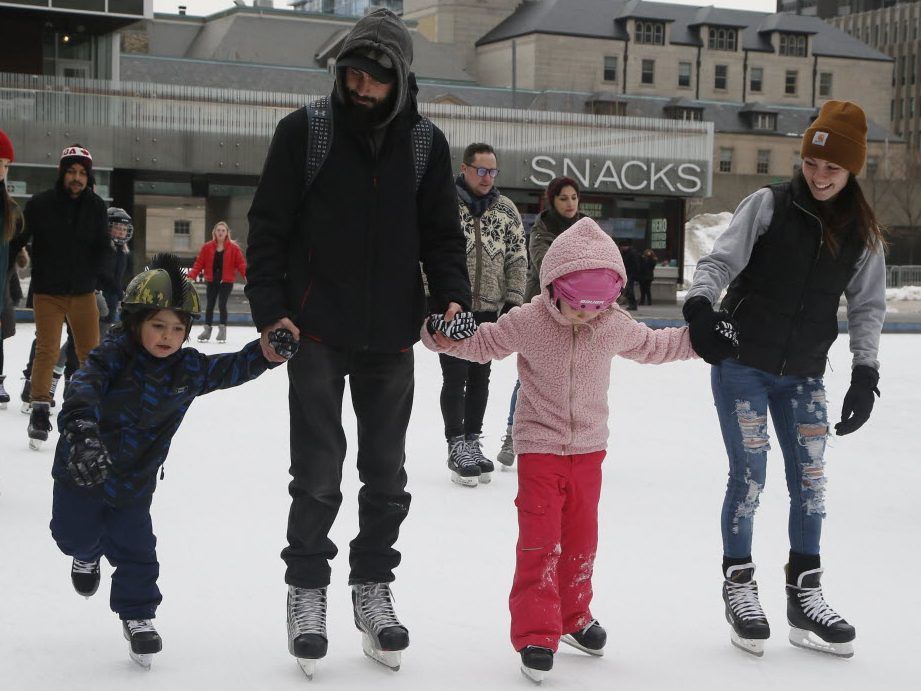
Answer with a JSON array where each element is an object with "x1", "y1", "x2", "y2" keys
[
  {"x1": 268, "y1": 328, "x2": 299, "y2": 360},
  {"x1": 63, "y1": 419, "x2": 113, "y2": 488},
  {"x1": 683, "y1": 296, "x2": 739, "y2": 365},
  {"x1": 427, "y1": 311, "x2": 478, "y2": 340}
]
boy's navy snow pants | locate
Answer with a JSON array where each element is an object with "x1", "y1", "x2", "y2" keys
[{"x1": 50, "y1": 481, "x2": 161, "y2": 620}]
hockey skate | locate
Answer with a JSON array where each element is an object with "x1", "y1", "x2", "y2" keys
[
  {"x1": 786, "y1": 566, "x2": 855, "y2": 658},
  {"x1": 0, "y1": 375, "x2": 9, "y2": 410},
  {"x1": 497, "y1": 424, "x2": 515, "y2": 470},
  {"x1": 287, "y1": 585, "x2": 328, "y2": 680},
  {"x1": 71, "y1": 557, "x2": 101, "y2": 598},
  {"x1": 197, "y1": 325, "x2": 212, "y2": 342},
  {"x1": 49, "y1": 368, "x2": 64, "y2": 408},
  {"x1": 561, "y1": 618, "x2": 606, "y2": 656},
  {"x1": 28, "y1": 402, "x2": 52, "y2": 451},
  {"x1": 723, "y1": 563, "x2": 771, "y2": 656},
  {"x1": 122, "y1": 619, "x2": 161, "y2": 670},
  {"x1": 352, "y1": 582, "x2": 409, "y2": 671},
  {"x1": 519, "y1": 645, "x2": 553, "y2": 684},
  {"x1": 20, "y1": 377, "x2": 31, "y2": 414},
  {"x1": 447, "y1": 435, "x2": 480, "y2": 487},
  {"x1": 216, "y1": 324, "x2": 227, "y2": 344},
  {"x1": 465, "y1": 433, "x2": 494, "y2": 484}
]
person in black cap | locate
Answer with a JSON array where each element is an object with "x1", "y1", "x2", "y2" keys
[{"x1": 245, "y1": 7, "x2": 470, "y2": 676}]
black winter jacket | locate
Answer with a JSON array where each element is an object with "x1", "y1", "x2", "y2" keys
[
  {"x1": 245, "y1": 94, "x2": 470, "y2": 352},
  {"x1": 21, "y1": 185, "x2": 108, "y2": 295}
]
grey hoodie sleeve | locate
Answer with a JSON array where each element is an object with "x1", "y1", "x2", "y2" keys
[
  {"x1": 685, "y1": 188, "x2": 775, "y2": 305},
  {"x1": 844, "y1": 244, "x2": 886, "y2": 371}
]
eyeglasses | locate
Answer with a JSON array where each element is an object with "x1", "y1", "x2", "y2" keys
[{"x1": 467, "y1": 166, "x2": 499, "y2": 178}]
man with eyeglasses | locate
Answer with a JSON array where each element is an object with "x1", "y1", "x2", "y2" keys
[{"x1": 438, "y1": 142, "x2": 526, "y2": 487}]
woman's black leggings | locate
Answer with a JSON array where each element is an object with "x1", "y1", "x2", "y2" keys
[{"x1": 204, "y1": 282, "x2": 234, "y2": 326}]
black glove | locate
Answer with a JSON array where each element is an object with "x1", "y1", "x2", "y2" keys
[
  {"x1": 426, "y1": 312, "x2": 478, "y2": 340},
  {"x1": 63, "y1": 420, "x2": 112, "y2": 488},
  {"x1": 834, "y1": 365, "x2": 880, "y2": 436},
  {"x1": 268, "y1": 328, "x2": 299, "y2": 360},
  {"x1": 500, "y1": 302, "x2": 517, "y2": 316},
  {"x1": 683, "y1": 296, "x2": 739, "y2": 365}
]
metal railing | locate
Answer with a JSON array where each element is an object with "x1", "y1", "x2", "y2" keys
[{"x1": 887, "y1": 265, "x2": 921, "y2": 288}]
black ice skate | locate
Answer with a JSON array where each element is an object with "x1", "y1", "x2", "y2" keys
[
  {"x1": 352, "y1": 582, "x2": 409, "y2": 671},
  {"x1": 723, "y1": 563, "x2": 771, "y2": 656},
  {"x1": 496, "y1": 424, "x2": 515, "y2": 470},
  {"x1": 786, "y1": 566, "x2": 856, "y2": 658},
  {"x1": 28, "y1": 402, "x2": 52, "y2": 451},
  {"x1": 465, "y1": 433, "x2": 494, "y2": 484},
  {"x1": 122, "y1": 619, "x2": 162, "y2": 669},
  {"x1": 19, "y1": 377, "x2": 31, "y2": 414},
  {"x1": 48, "y1": 369, "x2": 63, "y2": 408},
  {"x1": 519, "y1": 645, "x2": 553, "y2": 684},
  {"x1": 287, "y1": 585, "x2": 328, "y2": 679},
  {"x1": 447, "y1": 435, "x2": 480, "y2": 487},
  {"x1": 0, "y1": 375, "x2": 10, "y2": 410},
  {"x1": 71, "y1": 557, "x2": 101, "y2": 598},
  {"x1": 561, "y1": 618, "x2": 606, "y2": 656}
]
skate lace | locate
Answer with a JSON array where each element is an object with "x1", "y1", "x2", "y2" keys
[
  {"x1": 465, "y1": 436, "x2": 487, "y2": 462},
  {"x1": 449, "y1": 439, "x2": 479, "y2": 470},
  {"x1": 726, "y1": 580, "x2": 767, "y2": 622},
  {"x1": 355, "y1": 583, "x2": 402, "y2": 634},
  {"x1": 797, "y1": 587, "x2": 843, "y2": 627},
  {"x1": 578, "y1": 618, "x2": 599, "y2": 635},
  {"x1": 125, "y1": 619, "x2": 157, "y2": 635},
  {"x1": 72, "y1": 558, "x2": 98, "y2": 574},
  {"x1": 499, "y1": 432, "x2": 514, "y2": 453},
  {"x1": 289, "y1": 587, "x2": 327, "y2": 635}
]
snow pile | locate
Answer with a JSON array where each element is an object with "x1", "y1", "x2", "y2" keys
[
  {"x1": 887, "y1": 286, "x2": 921, "y2": 301},
  {"x1": 683, "y1": 212, "x2": 732, "y2": 287}
]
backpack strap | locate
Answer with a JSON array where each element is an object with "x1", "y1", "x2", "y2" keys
[
  {"x1": 410, "y1": 116, "x2": 434, "y2": 193},
  {"x1": 304, "y1": 96, "x2": 333, "y2": 193}
]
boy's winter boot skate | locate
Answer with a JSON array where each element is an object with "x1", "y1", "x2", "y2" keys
[
  {"x1": 561, "y1": 618, "x2": 606, "y2": 656},
  {"x1": 496, "y1": 424, "x2": 515, "y2": 469},
  {"x1": 197, "y1": 325, "x2": 212, "y2": 342},
  {"x1": 20, "y1": 377, "x2": 31, "y2": 414},
  {"x1": 216, "y1": 324, "x2": 227, "y2": 343},
  {"x1": 465, "y1": 433, "x2": 494, "y2": 484},
  {"x1": 352, "y1": 582, "x2": 409, "y2": 671},
  {"x1": 723, "y1": 562, "x2": 771, "y2": 656},
  {"x1": 71, "y1": 557, "x2": 101, "y2": 598},
  {"x1": 0, "y1": 375, "x2": 9, "y2": 409},
  {"x1": 28, "y1": 402, "x2": 52, "y2": 451},
  {"x1": 786, "y1": 565, "x2": 855, "y2": 658},
  {"x1": 287, "y1": 585, "x2": 328, "y2": 679},
  {"x1": 122, "y1": 619, "x2": 162, "y2": 669},
  {"x1": 519, "y1": 645, "x2": 553, "y2": 684},
  {"x1": 447, "y1": 435, "x2": 481, "y2": 487}
]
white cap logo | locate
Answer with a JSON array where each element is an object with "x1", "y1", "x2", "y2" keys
[
  {"x1": 60, "y1": 146, "x2": 92, "y2": 161},
  {"x1": 812, "y1": 131, "x2": 829, "y2": 146}
]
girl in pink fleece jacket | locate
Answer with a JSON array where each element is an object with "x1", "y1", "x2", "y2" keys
[{"x1": 422, "y1": 217, "x2": 697, "y2": 682}]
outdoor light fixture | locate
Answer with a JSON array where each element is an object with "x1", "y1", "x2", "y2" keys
[{"x1": 61, "y1": 34, "x2": 71, "y2": 44}]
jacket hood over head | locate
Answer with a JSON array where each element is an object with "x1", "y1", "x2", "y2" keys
[
  {"x1": 335, "y1": 8, "x2": 414, "y2": 129},
  {"x1": 539, "y1": 217, "x2": 627, "y2": 297}
]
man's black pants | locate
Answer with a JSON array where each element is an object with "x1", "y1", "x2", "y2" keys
[{"x1": 282, "y1": 338, "x2": 414, "y2": 589}]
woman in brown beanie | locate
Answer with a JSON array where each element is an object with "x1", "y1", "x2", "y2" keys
[{"x1": 683, "y1": 100, "x2": 886, "y2": 659}]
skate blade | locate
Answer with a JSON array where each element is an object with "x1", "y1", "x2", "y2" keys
[
  {"x1": 450, "y1": 472, "x2": 478, "y2": 488},
  {"x1": 21, "y1": 402, "x2": 31, "y2": 414},
  {"x1": 28, "y1": 438, "x2": 44, "y2": 451},
  {"x1": 128, "y1": 651, "x2": 153, "y2": 670},
  {"x1": 0, "y1": 401, "x2": 7, "y2": 410},
  {"x1": 297, "y1": 657, "x2": 318, "y2": 680},
  {"x1": 361, "y1": 633, "x2": 401, "y2": 671},
  {"x1": 788, "y1": 628, "x2": 854, "y2": 658},
  {"x1": 478, "y1": 472, "x2": 492, "y2": 485},
  {"x1": 520, "y1": 665, "x2": 547, "y2": 684},
  {"x1": 560, "y1": 634, "x2": 604, "y2": 656},
  {"x1": 730, "y1": 630, "x2": 765, "y2": 657}
]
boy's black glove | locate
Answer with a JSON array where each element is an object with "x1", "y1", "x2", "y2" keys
[
  {"x1": 682, "y1": 295, "x2": 739, "y2": 365},
  {"x1": 268, "y1": 328, "x2": 299, "y2": 360},
  {"x1": 834, "y1": 365, "x2": 880, "y2": 436},
  {"x1": 63, "y1": 419, "x2": 112, "y2": 488},
  {"x1": 426, "y1": 312, "x2": 478, "y2": 340}
]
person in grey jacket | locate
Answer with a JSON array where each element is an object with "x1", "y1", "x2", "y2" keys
[
  {"x1": 440, "y1": 142, "x2": 525, "y2": 486},
  {"x1": 683, "y1": 101, "x2": 886, "y2": 659}
]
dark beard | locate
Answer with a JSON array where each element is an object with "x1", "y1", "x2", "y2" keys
[{"x1": 345, "y1": 89, "x2": 393, "y2": 129}]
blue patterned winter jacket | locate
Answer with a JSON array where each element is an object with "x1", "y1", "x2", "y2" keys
[{"x1": 52, "y1": 330, "x2": 271, "y2": 505}]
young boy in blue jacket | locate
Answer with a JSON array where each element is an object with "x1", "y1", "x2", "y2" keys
[{"x1": 48, "y1": 253, "x2": 296, "y2": 668}]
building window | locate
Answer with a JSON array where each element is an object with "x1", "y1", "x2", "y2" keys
[
  {"x1": 779, "y1": 33, "x2": 807, "y2": 57},
  {"x1": 873, "y1": 25, "x2": 879, "y2": 46},
  {"x1": 749, "y1": 67, "x2": 763, "y2": 93},
  {"x1": 756, "y1": 149, "x2": 771, "y2": 175},
  {"x1": 899, "y1": 56, "x2": 905, "y2": 85},
  {"x1": 753, "y1": 112, "x2": 777, "y2": 131},
  {"x1": 785, "y1": 70, "x2": 798, "y2": 95},
  {"x1": 678, "y1": 61, "x2": 692, "y2": 88},
  {"x1": 912, "y1": 57, "x2": 917, "y2": 85},
  {"x1": 708, "y1": 27, "x2": 737, "y2": 51},
  {"x1": 603, "y1": 55, "x2": 618, "y2": 82},
  {"x1": 910, "y1": 96, "x2": 916, "y2": 118},
  {"x1": 819, "y1": 72, "x2": 833, "y2": 98},
  {"x1": 173, "y1": 220, "x2": 191, "y2": 251},
  {"x1": 174, "y1": 220, "x2": 190, "y2": 236},
  {"x1": 641, "y1": 59, "x2": 655, "y2": 85},
  {"x1": 635, "y1": 21, "x2": 664, "y2": 45},
  {"x1": 714, "y1": 64, "x2": 728, "y2": 90},
  {"x1": 586, "y1": 100, "x2": 627, "y2": 116},
  {"x1": 668, "y1": 107, "x2": 703, "y2": 122},
  {"x1": 719, "y1": 147, "x2": 733, "y2": 173}
]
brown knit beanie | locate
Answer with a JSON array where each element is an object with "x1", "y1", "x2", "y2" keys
[{"x1": 800, "y1": 100, "x2": 867, "y2": 174}]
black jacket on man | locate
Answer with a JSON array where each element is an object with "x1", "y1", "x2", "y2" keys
[
  {"x1": 22, "y1": 184, "x2": 109, "y2": 295},
  {"x1": 245, "y1": 85, "x2": 470, "y2": 353}
]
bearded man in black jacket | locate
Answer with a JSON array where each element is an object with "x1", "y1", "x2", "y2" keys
[{"x1": 245, "y1": 8, "x2": 470, "y2": 672}]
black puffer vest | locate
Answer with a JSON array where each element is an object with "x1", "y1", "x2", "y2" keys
[{"x1": 720, "y1": 176, "x2": 864, "y2": 377}]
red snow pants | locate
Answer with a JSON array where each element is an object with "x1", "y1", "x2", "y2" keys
[{"x1": 509, "y1": 450, "x2": 605, "y2": 652}]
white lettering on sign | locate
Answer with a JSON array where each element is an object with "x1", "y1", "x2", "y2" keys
[{"x1": 530, "y1": 156, "x2": 705, "y2": 195}]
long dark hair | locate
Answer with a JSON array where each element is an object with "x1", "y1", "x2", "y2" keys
[{"x1": 806, "y1": 172, "x2": 887, "y2": 256}]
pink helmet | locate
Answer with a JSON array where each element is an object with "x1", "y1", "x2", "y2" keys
[{"x1": 552, "y1": 268, "x2": 624, "y2": 312}]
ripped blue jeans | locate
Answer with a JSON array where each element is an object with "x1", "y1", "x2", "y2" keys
[{"x1": 711, "y1": 360, "x2": 829, "y2": 558}]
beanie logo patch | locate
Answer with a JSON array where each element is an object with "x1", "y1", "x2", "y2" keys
[{"x1": 812, "y1": 131, "x2": 829, "y2": 146}]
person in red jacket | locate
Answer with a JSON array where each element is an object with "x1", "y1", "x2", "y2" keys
[{"x1": 188, "y1": 221, "x2": 246, "y2": 343}]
